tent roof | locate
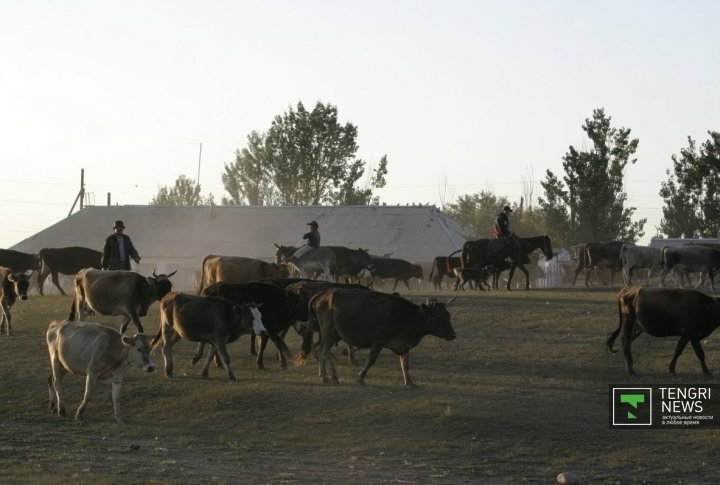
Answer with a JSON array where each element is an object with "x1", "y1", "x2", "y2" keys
[{"x1": 12, "y1": 204, "x2": 469, "y2": 267}]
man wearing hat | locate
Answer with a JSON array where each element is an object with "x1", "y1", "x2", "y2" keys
[
  {"x1": 493, "y1": 205, "x2": 515, "y2": 263},
  {"x1": 292, "y1": 220, "x2": 321, "y2": 261},
  {"x1": 101, "y1": 220, "x2": 141, "y2": 270}
]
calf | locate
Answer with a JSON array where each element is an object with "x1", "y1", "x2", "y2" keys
[
  {"x1": 607, "y1": 286, "x2": 720, "y2": 375},
  {"x1": 46, "y1": 320, "x2": 155, "y2": 423},
  {"x1": 453, "y1": 266, "x2": 492, "y2": 291},
  {"x1": 152, "y1": 292, "x2": 262, "y2": 381},
  {"x1": 0, "y1": 267, "x2": 31, "y2": 336},
  {"x1": 369, "y1": 257, "x2": 424, "y2": 292}
]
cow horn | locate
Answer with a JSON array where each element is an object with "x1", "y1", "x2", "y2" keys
[
  {"x1": 152, "y1": 269, "x2": 158, "y2": 278},
  {"x1": 167, "y1": 270, "x2": 177, "y2": 277},
  {"x1": 274, "y1": 243, "x2": 280, "y2": 249},
  {"x1": 445, "y1": 296, "x2": 457, "y2": 306}
]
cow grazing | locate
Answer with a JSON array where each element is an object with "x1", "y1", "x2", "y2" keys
[
  {"x1": 46, "y1": 320, "x2": 155, "y2": 423},
  {"x1": 572, "y1": 241, "x2": 625, "y2": 287},
  {"x1": 660, "y1": 245, "x2": 720, "y2": 291},
  {"x1": 151, "y1": 292, "x2": 262, "y2": 381},
  {"x1": 368, "y1": 257, "x2": 424, "y2": 292},
  {"x1": 608, "y1": 286, "x2": 720, "y2": 375},
  {"x1": 69, "y1": 268, "x2": 176, "y2": 334},
  {"x1": 307, "y1": 288, "x2": 456, "y2": 387},
  {"x1": 0, "y1": 267, "x2": 31, "y2": 336},
  {"x1": 198, "y1": 255, "x2": 290, "y2": 294},
  {"x1": 620, "y1": 244, "x2": 662, "y2": 286},
  {"x1": 38, "y1": 246, "x2": 102, "y2": 295},
  {"x1": 200, "y1": 282, "x2": 306, "y2": 369},
  {"x1": 428, "y1": 254, "x2": 461, "y2": 290}
]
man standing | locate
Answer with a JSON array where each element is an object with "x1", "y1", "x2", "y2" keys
[{"x1": 101, "y1": 220, "x2": 141, "y2": 270}]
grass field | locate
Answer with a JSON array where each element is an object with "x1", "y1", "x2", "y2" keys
[{"x1": 1, "y1": 288, "x2": 718, "y2": 484}]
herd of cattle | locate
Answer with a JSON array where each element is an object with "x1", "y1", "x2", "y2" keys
[{"x1": 1, "y1": 239, "x2": 720, "y2": 423}]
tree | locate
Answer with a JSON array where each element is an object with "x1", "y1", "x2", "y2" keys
[
  {"x1": 659, "y1": 131, "x2": 720, "y2": 238},
  {"x1": 151, "y1": 175, "x2": 214, "y2": 206},
  {"x1": 222, "y1": 131, "x2": 277, "y2": 205},
  {"x1": 537, "y1": 108, "x2": 645, "y2": 244},
  {"x1": 444, "y1": 191, "x2": 510, "y2": 238},
  {"x1": 223, "y1": 101, "x2": 387, "y2": 206}
]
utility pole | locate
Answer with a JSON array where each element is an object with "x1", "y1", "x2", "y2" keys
[
  {"x1": 68, "y1": 168, "x2": 86, "y2": 216},
  {"x1": 188, "y1": 142, "x2": 202, "y2": 186}
]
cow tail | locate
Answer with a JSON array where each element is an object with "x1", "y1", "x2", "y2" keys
[
  {"x1": 300, "y1": 293, "x2": 322, "y2": 360},
  {"x1": 606, "y1": 295, "x2": 623, "y2": 353},
  {"x1": 428, "y1": 261, "x2": 436, "y2": 281}
]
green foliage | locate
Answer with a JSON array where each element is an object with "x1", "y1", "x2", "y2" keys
[
  {"x1": 659, "y1": 131, "x2": 720, "y2": 238},
  {"x1": 223, "y1": 101, "x2": 388, "y2": 206},
  {"x1": 150, "y1": 175, "x2": 214, "y2": 206},
  {"x1": 538, "y1": 108, "x2": 645, "y2": 244},
  {"x1": 444, "y1": 191, "x2": 510, "y2": 237}
]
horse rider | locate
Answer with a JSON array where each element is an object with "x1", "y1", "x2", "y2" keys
[
  {"x1": 291, "y1": 220, "x2": 321, "y2": 263},
  {"x1": 493, "y1": 205, "x2": 516, "y2": 263}
]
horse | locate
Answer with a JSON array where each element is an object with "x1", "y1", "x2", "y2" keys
[
  {"x1": 273, "y1": 244, "x2": 336, "y2": 281},
  {"x1": 462, "y1": 235, "x2": 553, "y2": 291}
]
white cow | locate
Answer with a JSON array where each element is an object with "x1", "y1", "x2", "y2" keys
[
  {"x1": 47, "y1": 320, "x2": 155, "y2": 423},
  {"x1": 620, "y1": 244, "x2": 662, "y2": 285}
]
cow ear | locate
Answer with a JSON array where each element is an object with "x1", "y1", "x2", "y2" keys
[
  {"x1": 8, "y1": 273, "x2": 17, "y2": 282},
  {"x1": 121, "y1": 335, "x2": 133, "y2": 345}
]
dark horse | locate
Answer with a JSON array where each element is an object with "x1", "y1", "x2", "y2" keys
[{"x1": 460, "y1": 235, "x2": 553, "y2": 291}]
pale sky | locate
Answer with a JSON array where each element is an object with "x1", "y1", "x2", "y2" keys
[{"x1": 2, "y1": 0, "x2": 718, "y2": 249}]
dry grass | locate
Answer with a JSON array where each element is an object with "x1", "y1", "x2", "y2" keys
[{"x1": 1, "y1": 289, "x2": 719, "y2": 484}]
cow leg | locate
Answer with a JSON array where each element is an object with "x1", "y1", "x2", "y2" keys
[
  {"x1": 659, "y1": 267, "x2": 669, "y2": 287},
  {"x1": 121, "y1": 311, "x2": 144, "y2": 334},
  {"x1": 391, "y1": 279, "x2": 399, "y2": 292},
  {"x1": 111, "y1": 374, "x2": 125, "y2": 424},
  {"x1": 214, "y1": 343, "x2": 237, "y2": 381},
  {"x1": 399, "y1": 352, "x2": 416, "y2": 388},
  {"x1": 161, "y1": 338, "x2": 175, "y2": 378},
  {"x1": 357, "y1": 343, "x2": 383, "y2": 386},
  {"x1": 191, "y1": 342, "x2": 205, "y2": 365},
  {"x1": 1, "y1": 302, "x2": 13, "y2": 336},
  {"x1": 689, "y1": 338, "x2": 712, "y2": 376},
  {"x1": 51, "y1": 271, "x2": 66, "y2": 296},
  {"x1": 200, "y1": 347, "x2": 216, "y2": 378},
  {"x1": 620, "y1": 315, "x2": 636, "y2": 375},
  {"x1": 256, "y1": 334, "x2": 269, "y2": 369},
  {"x1": 49, "y1": 363, "x2": 68, "y2": 416},
  {"x1": 668, "y1": 336, "x2": 690, "y2": 375},
  {"x1": 76, "y1": 373, "x2": 97, "y2": 421},
  {"x1": 267, "y1": 333, "x2": 289, "y2": 370}
]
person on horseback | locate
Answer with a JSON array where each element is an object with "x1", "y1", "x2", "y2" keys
[
  {"x1": 493, "y1": 205, "x2": 516, "y2": 263},
  {"x1": 291, "y1": 220, "x2": 321, "y2": 263}
]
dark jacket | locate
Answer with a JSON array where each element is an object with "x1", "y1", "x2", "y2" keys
[
  {"x1": 494, "y1": 212, "x2": 511, "y2": 238},
  {"x1": 102, "y1": 233, "x2": 140, "y2": 270},
  {"x1": 303, "y1": 229, "x2": 321, "y2": 248}
]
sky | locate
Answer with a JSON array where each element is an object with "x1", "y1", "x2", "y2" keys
[{"x1": 1, "y1": 0, "x2": 719, "y2": 249}]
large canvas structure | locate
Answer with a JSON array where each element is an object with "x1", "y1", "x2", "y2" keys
[{"x1": 11, "y1": 205, "x2": 469, "y2": 292}]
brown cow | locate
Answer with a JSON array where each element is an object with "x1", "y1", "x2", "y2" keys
[
  {"x1": 307, "y1": 288, "x2": 456, "y2": 387},
  {"x1": 46, "y1": 320, "x2": 155, "y2": 423},
  {"x1": 152, "y1": 292, "x2": 262, "y2": 381},
  {"x1": 198, "y1": 255, "x2": 290, "y2": 294},
  {"x1": 607, "y1": 286, "x2": 720, "y2": 375},
  {"x1": 0, "y1": 267, "x2": 31, "y2": 336}
]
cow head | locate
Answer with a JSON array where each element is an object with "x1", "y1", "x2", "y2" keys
[
  {"x1": 422, "y1": 297, "x2": 456, "y2": 341},
  {"x1": 122, "y1": 334, "x2": 156, "y2": 373},
  {"x1": 148, "y1": 270, "x2": 176, "y2": 299},
  {"x1": 7, "y1": 272, "x2": 31, "y2": 301},
  {"x1": 232, "y1": 303, "x2": 265, "y2": 334}
]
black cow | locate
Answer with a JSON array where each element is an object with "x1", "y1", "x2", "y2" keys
[
  {"x1": 572, "y1": 241, "x2": 625, "y2": 287},
  {"x1": 0, "y1": 249, "x2": 41, "y2": 274},
  {"x1": 453, "y1": 266, "x2": 493, "y2": 291},
  {"x1": 0, "y1": 267, "x2": 31, "y2": 336},
  {"x1": 325, "y1": 246, "x2": 373, "y2": 282},
  {"x1": 307, "y1": 288, "x2": 456, "y2": 387},
  {"x1": 607, "y1": 286, "x2": 720, "y2": 375},
  {"x1": 368, "y1": 257, "x2": 423, "y2": 292},
  {"x1": 69, "y1": 268, "x2": 176, "y2": 334},
  {"x1": 428, "y1": 254, "x2": 462, "y2": 290},
  {"x1": 37, "y1": 247, "x2": 102, "y2": 296},
  {"x1": 201, "y1": 282, "x2": 306, "y2": 369},
  {"x1": 151, "y1": 292, "x2": 261, "y2": 381}
]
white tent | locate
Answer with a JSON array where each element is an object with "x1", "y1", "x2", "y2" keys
[{"x1": 12, "y1": 204, "x2": 469, "y2": 292}]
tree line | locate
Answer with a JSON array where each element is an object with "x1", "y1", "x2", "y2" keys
[{"x1": 151, "y1": 102, "x2": 720, "y2": 246}]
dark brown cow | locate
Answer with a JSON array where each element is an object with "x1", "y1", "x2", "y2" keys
[
  {"x1": 428, "y1": 254, "x2": 461, "y2": 290},
  {"x1": 0, "y1": 267, "x2": 31, "y2": 336},
  {"x1": 200, "y1": 282, "x2": 306, "y2": 369},
  {"x1": 0, "y1": 249, "x2": 41, "y2": 274},
  {"x1": 368, "y1": 257, "x2": 423, "y2": 292},
  {"x1": 151, "y1": 292, "x2": 261, "y2": 381},
  {"x1": 38, "y1": 247, "x2": 102, "y2": 295},
  {"x1": 307, "y1": 288, "x2": 456, "y2": 387},
  {"x1": 607, "y1": 286, "x2": 720, "y2": 375},
  {"x1": 47, "y1": 320, "x2": 155, "y2": 423},
  {"x1": 572, "y1": 241, "x2": 625, "y2": 287},
  {"x1": 452, "y1": 266, "x2": 492, "y2": 291},
  {"x1": 198, "y1": 255, "x2": 290, "y2": 294},
  {"x1": 69, "y1": 268, "x2": 176, "y2": 334},
  {"x1": 325, "y1": 246, "x2": 372, "y2": 282}
]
